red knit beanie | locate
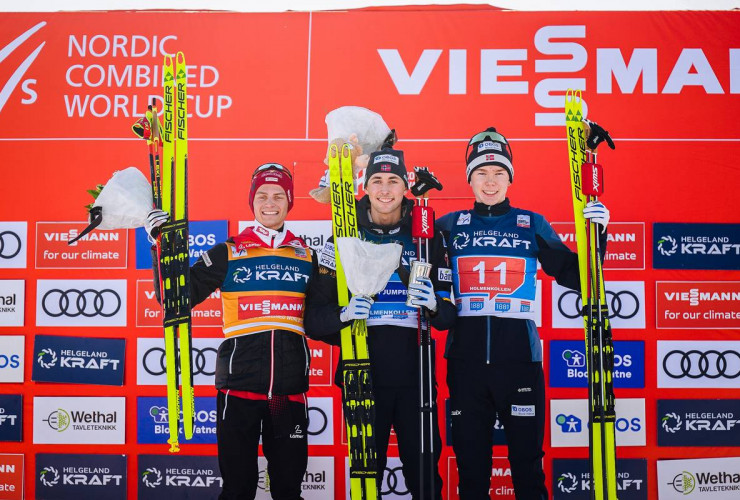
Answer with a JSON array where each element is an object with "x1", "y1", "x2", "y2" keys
[{"x1": 249, "y1": 164, "x2": 294, "y2": 212}]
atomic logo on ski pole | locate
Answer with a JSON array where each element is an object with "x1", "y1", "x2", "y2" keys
[
  {"x1": 0, "y1": 21, "x2": 46, "y2": 114},
  {"x1": 657, "y1": 235, "x2": 678, "y2": 256}
]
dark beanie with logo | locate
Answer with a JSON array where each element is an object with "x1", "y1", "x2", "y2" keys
[
  {"x1": 364, "y1": 148, "x2": 409, "y2": 187},
  {"x1": 466, "y1": 127, "x2": 514, "y2": 183}
]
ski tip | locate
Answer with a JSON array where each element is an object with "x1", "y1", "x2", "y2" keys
[
  {"x1": 176, "y1": 51, "x2": 186, "y2": 65},
  {"x1": 341, "y1": 143, "x2": 352, "y2": 159},
  {"x1": 164, "y1": 54, "x2": 173, "y2": 66},
  {"x1": 329, "y1": 143, "x2": 339, "y2": 158}
]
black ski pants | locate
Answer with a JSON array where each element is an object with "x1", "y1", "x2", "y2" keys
[
  {"x1": 374, "y1": 384, "x2": 443, "y2": 499},
  {"x1": 216, "y1": 391, "x2": 308, "y2": 500},
  {"x1": 447, "y1": 359, "x2": 547, "y2": 500}
]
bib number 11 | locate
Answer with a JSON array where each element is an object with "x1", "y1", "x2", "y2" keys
[{"x1": 472, "y1": 260, "x2": 507, "y2": 284}]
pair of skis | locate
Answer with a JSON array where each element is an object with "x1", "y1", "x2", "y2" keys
[
  {"x1": 133, "y1": 52, "x2": 193, "y2": 453},
  {"x1": 329, "y1": 143, "x2": 378, "y2": 500},
  {"x1": 565, "y1": 90, "x2": 618, "y2": 499}
]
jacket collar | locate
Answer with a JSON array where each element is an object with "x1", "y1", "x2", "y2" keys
[{"x1": 232, "y1": 222, "x2": 308, "y2": 251}]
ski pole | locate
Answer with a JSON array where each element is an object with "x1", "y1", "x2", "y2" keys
[{"x1": 410, "y1": 166, "x2": 443, "y2": 499}]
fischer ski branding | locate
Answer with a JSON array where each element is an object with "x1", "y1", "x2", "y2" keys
[
  {"x1": 329, "y1": 143, "x2": 378, "y2": 500},
  {"x1": 565, "y1": 89, "x2": 618, "y2": 499},
  {"x1": 133, "y1": 52, "x2": 193, "y2": 453}
]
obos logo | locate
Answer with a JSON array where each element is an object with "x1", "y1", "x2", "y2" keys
[
  {"x1": 0, "y1": 335, "x2": 24, "y2": 383},
  {"x1": 0, "y1": 222, "x2": 28, "y2": 268},
  {"x1": 657, "y1": 399, "x2": 740, "y2": 446},
  {"x1": 36, "y1": 279, "x2": 127, "y2": 327},
  {"x1": 137, "y1": 396, "x2": 217, "y2": 444},
  {"x1": 550, "y1": 398, "x2": 645, "y2": 447},
  {"x1": 552, "y1": 458, "x2": 647, "y2": 498},
  {"x1": 136, "y1": 220, "x2": 227, "y2": 269},
  {"x1": 552, "y1": 281, "x2": 645, "y2": 329},
  {"x1": 550, "y1": 340, "x2": 645, "y2": 389}
]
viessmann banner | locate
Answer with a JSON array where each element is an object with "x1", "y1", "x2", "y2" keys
[{"x1": 0, "y1": 8, "x2": 739, "y2": 500}]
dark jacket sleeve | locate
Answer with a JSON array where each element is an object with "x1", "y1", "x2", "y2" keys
[
  {"x1": 303, "y1": 239, "x2": 348, "y2": 346},
  {"x1": 189, "y1": 243, "x2": 228, "y2": 307},
  {"x1": 427, "y1": 227, "x2": 456, "y2": 330},
  {"x1": 535, "y1": 215, "x2": 607, "y2": 292}
]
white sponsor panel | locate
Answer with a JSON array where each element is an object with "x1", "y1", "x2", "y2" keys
[
  {"x1": 535, "y1": 280, "x2": 542, "y2": 327},
  {"x1": 256, "y1": 456, "x2": 333, "y2": 499},
  {"x1": 552, "y1": 281, "x2": 645, "y2": 329},
  {"x1": 550, "y1": 398, "x2": 645, "y2": 447},
  {"x1": 0, "y1": 335, "x2": 24, "y2": 383},
  {"x1": 0, "y1": 280, "x2": 24, "y2": 327},
  {"x1": 239, "y1": 220, "x2": 332, "y2": 252},
  {"x1": 658, "y1": 341, "x2": 740, "y2": 389},
  {"x1": 36, "y1": 279, "x2": 127, "y2": 327},
  {"x1": 137, "y1": 337, "x2": 222, "y2": 386},
  {"x1": 307, "y1": 397, "x2": 334, "y2": 446},
  {"x1": 33, "y1": 396, "x2": 125, "y2": 444},
  {"x1": 658, "y1": 456, "x2": 740, "y2": 499},
  {"x1": 0, "y1": 222, "x2": 27, "y2": 269}
]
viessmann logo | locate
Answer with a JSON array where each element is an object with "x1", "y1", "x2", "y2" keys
[{"x1": 0, "y1": 22, "x2": 46, "y2": 114}]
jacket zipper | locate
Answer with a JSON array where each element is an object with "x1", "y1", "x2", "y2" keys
[
  {"x1": 268, "y1": 330, "x2": 275, "y2": 399},
  {"x1": 303, "y1": 338, "x2": 309, "y2": 376},
  {"x1": 486, "y1": 316, "x2": 491, "y2": 365}
]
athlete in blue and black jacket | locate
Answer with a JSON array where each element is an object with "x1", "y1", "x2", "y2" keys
[{"x1": 437, "y1": 127, "x2": 610, "y2": 500}]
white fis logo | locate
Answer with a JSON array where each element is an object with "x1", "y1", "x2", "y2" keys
[{"x1": 0, "y1": 21, "x2": 46, "y2": 113}]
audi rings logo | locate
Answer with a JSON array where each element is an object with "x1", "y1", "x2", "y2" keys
[
  {"x1": 661, "y1": 413, "x2": 682, "y2": 433},
  {"x1": 657, "y1": 235, "x2": 677, "y2": 256},
  {"x1": 0, "y1": 231, "x2": 22, "y2": 259},
  {"x1": 42, "y1": 288, "x2": 121, "y2": 318},
  {"x1": 663, "y1": 350, "x2": 740, "y2": 379},
  {"x1": 382, "y1": 466, "x2": 409, "y2": 496},
  {"x1": 142, "y1": 346, "x2": 217, "y2": 377},
  {"x1": 558, "y1": 289, "x2": 640, "y2": 320},
  {"x1": 306, "y1": 406, "x2": 328, "y2": 436}
]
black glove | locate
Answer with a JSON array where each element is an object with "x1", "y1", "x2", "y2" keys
[
  {"x1": 410, "y1": 166, "x2": 443, "y2": 197},
  {"x1": 584, "y1": 119, "x2": 615, "y2": 151}
]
